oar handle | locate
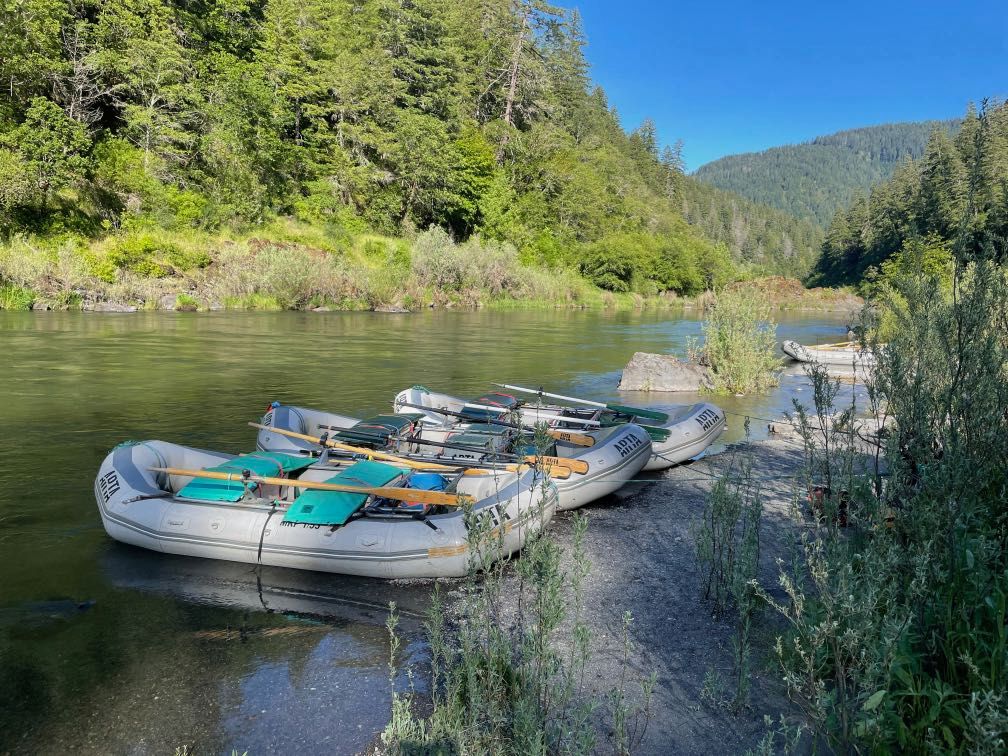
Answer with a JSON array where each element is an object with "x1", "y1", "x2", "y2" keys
[
  {"x1": 493, "y1": 383, "x2": 669, "y2": 423},
  {"x1": 150, "y1": 466, "x2": 473, "y2": 507},
  {"x1": 494, "y1": 383, "x2": 606, "y2": 408}
]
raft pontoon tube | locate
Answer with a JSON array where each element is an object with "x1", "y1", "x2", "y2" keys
[
  {"x1": 256, "y1": 403, "x2": 653, "y2": 511},
  {"x1": 781, "y1": 340, "x2": 877, "y2": 368},
  {"x1": 392, "y1": 386, "x2": 727, "y2": 472},
  {"x1": 95, "y1": 441, "x2": 556, "y2": 579}
]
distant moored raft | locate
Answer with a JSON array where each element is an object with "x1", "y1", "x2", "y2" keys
[{"x1": 781, "y1": 339, "x2": 877, "y2": 368}]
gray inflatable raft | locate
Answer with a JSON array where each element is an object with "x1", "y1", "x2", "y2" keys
[
  {"x1": 256, "y1": 404, "x2": 653, "y2": 512},
  {"x1": 781, "y1": 339, "x2": 877, "y2": 368},
  {"x1": 95, "y1": 441, "x2": 556, "y2": 579},
  {"x1": 392, "y1": 386, "x2": 726, "y2": 471}
]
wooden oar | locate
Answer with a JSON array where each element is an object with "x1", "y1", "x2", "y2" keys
[
  {"x1": 251, "y1": 423, "x2": 449, "y2": 469},
  {"x1": 494, "y1": 383, "x2": 670, "y2": 423},
  {"x1": 396, "y1": 401, "x2": 597, "y2": 449},
  {"x1": 398, "y1": 436, "x2": 574, "y2": 478},
  {"x1": 250, "y1": 423, "x2": 575, "y2": 478},
  {"x1": 150, "y1": 466, "x2": 474, "y2": 507}
]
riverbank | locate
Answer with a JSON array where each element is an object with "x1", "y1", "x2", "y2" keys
[
  {"x1": 390, "y1": 436, "x2": 813, "y2": 755},
  {"x1": 0, "y1": 220, "x2": 859, "y2": 314}
]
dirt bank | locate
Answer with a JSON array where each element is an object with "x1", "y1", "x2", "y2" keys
[{"x1": 446, "y1": 437, "x2": 811, "y2": 754}]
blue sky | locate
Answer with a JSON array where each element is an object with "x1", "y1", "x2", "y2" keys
[{"x1": 568, "y1": 0, "x2": 1008, "y2": 170}]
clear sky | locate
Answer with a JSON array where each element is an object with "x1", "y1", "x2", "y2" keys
[{"x1": 569, "y1": 0, "x2": 1008, "y2": 171}]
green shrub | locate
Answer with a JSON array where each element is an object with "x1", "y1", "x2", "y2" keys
[
  {"x1": 174, "y1": 293, "x2": 199, "y2": 311},
  {"x1": 411, "y1": 226, "x2": 465, "y2": 291},
  {"x1": 764, "y1": 260, "x2": 1008, "y2": 751},
  {"x1": 164, "y1": 246, "x2": 212, "y2": 271},
  {"x1": 223, "y1": 292, "x2": 282, "y2": 310},
  {"x1": 701, "y1": 287, "x2": 781, "y2": 394},
  {"x1": 0, "y1": 282, "x2": 36, "y2": 310}
]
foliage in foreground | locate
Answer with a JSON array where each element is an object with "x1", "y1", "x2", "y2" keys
[
  {"x1": 766, "y1": 256, "x2": 1008, "y2": 751},
  {"x1": 382, "y1": 484, "x2": 655, "y2": 754},
  {"x1": 699, "y1": 286, "x2": 782, "y2": 395}
]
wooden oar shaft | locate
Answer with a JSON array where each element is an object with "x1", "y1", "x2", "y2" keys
[
  {"x1": 250, "y1": 422, "x2": 452, "y2": 471},
  {"x1": 395, "y1": 402, "x2": 596, "y2": 448},
  {"x1": 530, "y1": 455, "x2": 588, "y2": 474},
  {"x1": 252, "y1": 423, "x2": 573, "y2": 478},
  {"x1": 150, "y1": 466, "x2": 473, "y2": 507}
]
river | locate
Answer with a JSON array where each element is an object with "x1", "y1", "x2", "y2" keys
[{"x1": 0, "y1": 308, "x2": 853, "y2": 754}]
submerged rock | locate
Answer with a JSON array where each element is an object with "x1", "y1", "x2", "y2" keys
[
  {"x1": 373, "y1": 304, "x2": 410, "y2": 313},
  {"x1": 85, "y1": 301, "x2": 137, "y2": 313},
  {"x1": 618, "y1": 352, "x2": 711, "y2": 392}
]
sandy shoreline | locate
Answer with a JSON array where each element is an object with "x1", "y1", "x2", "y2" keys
[{"x1": 439, "y1": 436, "x2": 812, "y2": 754}]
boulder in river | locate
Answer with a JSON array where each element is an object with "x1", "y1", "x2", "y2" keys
[{"x1": 617, "y1": 352, "x2": 711, "y2": 392}]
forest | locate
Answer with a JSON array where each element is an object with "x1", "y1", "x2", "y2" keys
[
  {"x1": 0, "y1": 0, "x2": 829, "y2": 310},
  {"x1": 695, "y1": 120, "x2": 960, "y2": 226},
  {"x1": 810, "y1": 102, "x2": 1008, "y2": 287}
]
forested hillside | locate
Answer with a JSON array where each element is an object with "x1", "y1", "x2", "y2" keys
[
  {"x1": 810, "y1": 103, "x2": 1008, "y2": 286},
  {"x1": 695, "y1": 120, "x2": 960, "y2": 226},
  {"x1": 679, "y1": 177, "x2": 823, "y2": 275},
  {"x1": 0, "y1": 0, "x2": 823, "y2": 308}
]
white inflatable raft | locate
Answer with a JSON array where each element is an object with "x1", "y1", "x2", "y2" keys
[
  {"x1": 392, "y1": 387, "x2": 726, "y2": 471},
  {"x1": 255, "y1": 404, "x2": 653, "y2": 511},
  {"x1": 781, "y1": 340, "x2": 877, "y2": 368},
  {"x1": 95, "y1": 441, "x2": 556, "y2": 579}
]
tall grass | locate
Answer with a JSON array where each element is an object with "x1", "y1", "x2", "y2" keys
[{"x1": 381, "y1": 445, "x2": 656, "y2": 754}]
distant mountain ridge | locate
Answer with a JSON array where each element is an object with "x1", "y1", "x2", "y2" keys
[{"x1": 693, "y1": 120, "x2": 961, "y2": 226}]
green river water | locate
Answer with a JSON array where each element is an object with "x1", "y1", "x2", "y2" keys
[{"x1": 0, "y1": 309, "x2": 851, "y2": 754}]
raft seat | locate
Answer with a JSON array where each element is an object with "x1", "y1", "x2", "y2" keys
[
  {"x1": 177, "y1": 452, "x2": 315, "y2": 503},
  {"x1": 283, "y1": 460, "x2": 404, "y2": 526},
  {"x1": 330, "y1": 414, "x2": 423, "y2": 447}
]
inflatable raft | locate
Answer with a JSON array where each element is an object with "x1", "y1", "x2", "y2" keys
[
  {"x1": 781, "y1": 340, "x2": 877, "y2": 368},
  {"x1": 392, "y1": 386, "x2": 726, "y2": 471},
  {"x1": 256, "y1": 404, "x2": 653, "y2": 511},
  {"x1": 95, "y1": 441, "x2": 557, "y2": 579}
]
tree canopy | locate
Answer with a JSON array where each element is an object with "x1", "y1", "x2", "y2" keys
[
  {"x1": 695, "y1": 120, "x2": 961, "y2": 226},
  {"x1": 809, "y1": 102, "x2": 1008, "y2": 287},
  {"x1": 0, "y1": 0, "x2": 815, "y2": 295}
]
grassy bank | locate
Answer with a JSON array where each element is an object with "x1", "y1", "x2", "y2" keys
[{"x1": 0, "y1": 220, "x2": 859, "y2": 314}]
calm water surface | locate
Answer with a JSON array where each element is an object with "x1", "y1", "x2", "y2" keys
[{"x1": 0, "y1": 309, "x2": 851, "y2": 753}]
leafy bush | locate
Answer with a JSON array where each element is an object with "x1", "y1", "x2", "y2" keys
[
  {"x1": 174, "y1": 293, "x2": 199, "y2": 311},
  {"x1": 764, "y1": 259, "x2": 1008, "y2": 751},
  {"x1": 0, "y1": 282, "x2": 35, "y2": 310},
  {"x1": 411, "y1": 226, "x2": 465, "y2": 291},
  {"x1": 702, "y1": 287, "x2": 781, "y2": 394}
]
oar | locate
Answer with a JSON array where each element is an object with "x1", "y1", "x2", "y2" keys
[
  {"x1": 250, "y1": 423, "x2": 451, "y2": 470},
  {"x1": 493, "y1": 383, "x2": 670, "y2": 423},
  {"x1": 400, "y1": 437, "x2": 575, "y2": 478},
  {"x1": 149, "y1": 467, "x2": 473, "y2": 507},
  {"x1": 396, "y1": 401, "x2": 597, "y2": 449},
  {"x1": 251, "y1": 423, "x2": 574, "y2": 479}
]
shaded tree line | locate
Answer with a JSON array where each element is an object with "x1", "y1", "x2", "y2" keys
[{"x1": 810, "y1": 102, "x2": 1008, "y2": 287}]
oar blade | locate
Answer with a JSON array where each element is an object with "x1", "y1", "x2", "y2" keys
[
  {"x1": 546, "y1": 429, "x2": 595, "y2": 447},
  {"x1": 605, "y1": 404, "x2": 669, "y2": 423}
]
